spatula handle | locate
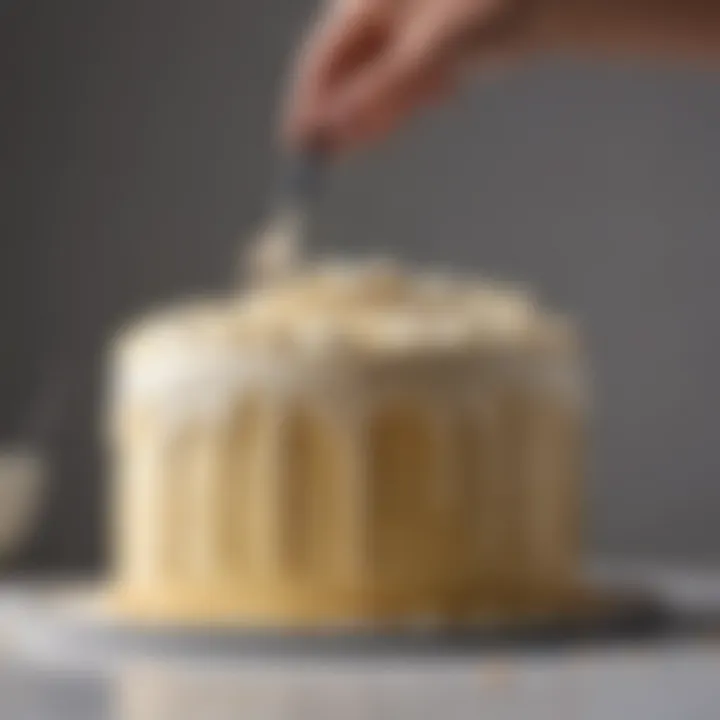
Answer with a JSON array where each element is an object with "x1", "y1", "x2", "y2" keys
[{"x1": 280, "y1": 149, "x2": 325, "y2": 209}]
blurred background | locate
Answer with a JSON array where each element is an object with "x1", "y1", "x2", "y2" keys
[{"x1": 1, "y1": 0, "x2": 719, "y2": 572}]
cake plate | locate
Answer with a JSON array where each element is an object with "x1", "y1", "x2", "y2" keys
[{"x1": 0, "y1": 579, "x2": 688, "y2": 668}]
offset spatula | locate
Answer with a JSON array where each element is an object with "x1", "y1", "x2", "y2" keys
[{"x1": 243, "y1": 151, "x2": 325, "y2": 286}]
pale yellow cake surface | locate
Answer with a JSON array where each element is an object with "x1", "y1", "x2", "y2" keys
[{"x1": 106, "y1": 260, "x2": 587, "y2": 626}]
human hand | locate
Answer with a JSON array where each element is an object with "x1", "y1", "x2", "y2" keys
[{"x1": 282, "y1": 0, "x2": 543, "y2": 153}]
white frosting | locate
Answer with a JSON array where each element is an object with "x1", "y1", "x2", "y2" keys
[
  {"x1": 110, "y1": 260, "x2": 587, "y2": 610},
  {"x1": 110, "y1": 259, "x2": 584, "y2": 431}
]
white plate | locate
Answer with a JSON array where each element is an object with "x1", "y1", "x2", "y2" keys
[{"x1": 0, "y1": 580, "x2": 672, "y2": 670}]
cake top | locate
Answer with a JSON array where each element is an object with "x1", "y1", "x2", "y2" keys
[
  {"x1": 109, "y1": 259, "x2": 583, "y2": 419},
  {"x1": 117, "y1": 258, "x2": 573, "y2": 362}
]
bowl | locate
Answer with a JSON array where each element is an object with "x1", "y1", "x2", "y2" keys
[{"x1": 0, "y1": 447, "x2": 44, "y2": 561}]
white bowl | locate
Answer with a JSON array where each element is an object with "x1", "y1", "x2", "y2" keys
[{"x1": 0, "y1": 447, "x2": 44, "y2": 561}]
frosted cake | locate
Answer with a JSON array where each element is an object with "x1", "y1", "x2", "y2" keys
[{"x1": 106, "y1": 260, "x2": 587, "y2": 625}]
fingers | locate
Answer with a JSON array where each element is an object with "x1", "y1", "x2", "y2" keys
[
  {"x1": 281, "y1": 0, "x2": 527, "y2": 155},
  {"x1": 337, "y1": 63, "x2": 456, "y2": 153},
  {"x1": 321, "y1": 16, "x2": 461, "y2": 151},
  {"x1": 282, "y1": 2, "x2": 389, "y2": 149}
]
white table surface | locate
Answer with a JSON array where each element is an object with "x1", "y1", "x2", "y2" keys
[{"x1": 1, "y1": 562, "x2": 719, "y2": 720}]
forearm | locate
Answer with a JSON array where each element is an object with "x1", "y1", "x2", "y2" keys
[{"x1": 538, "y1": 0, "x2": 720, "y2": 62}]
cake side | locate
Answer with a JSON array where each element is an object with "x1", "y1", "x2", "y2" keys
[{"x1": 107, "y1": 261, "x2": 587, "y2": 625}]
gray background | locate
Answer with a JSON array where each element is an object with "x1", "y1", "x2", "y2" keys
[{"x1": 1, "y1": 0, "x2": 719, "y2": 570}]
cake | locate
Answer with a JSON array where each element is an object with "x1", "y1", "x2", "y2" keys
[{"x1": 106, "y1": 260, "x2": 588, "y2": 626}]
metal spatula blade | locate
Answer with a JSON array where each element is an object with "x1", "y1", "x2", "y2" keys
[{"x1": 242, "y1": 151, "x2": 325, "y2": 287}]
